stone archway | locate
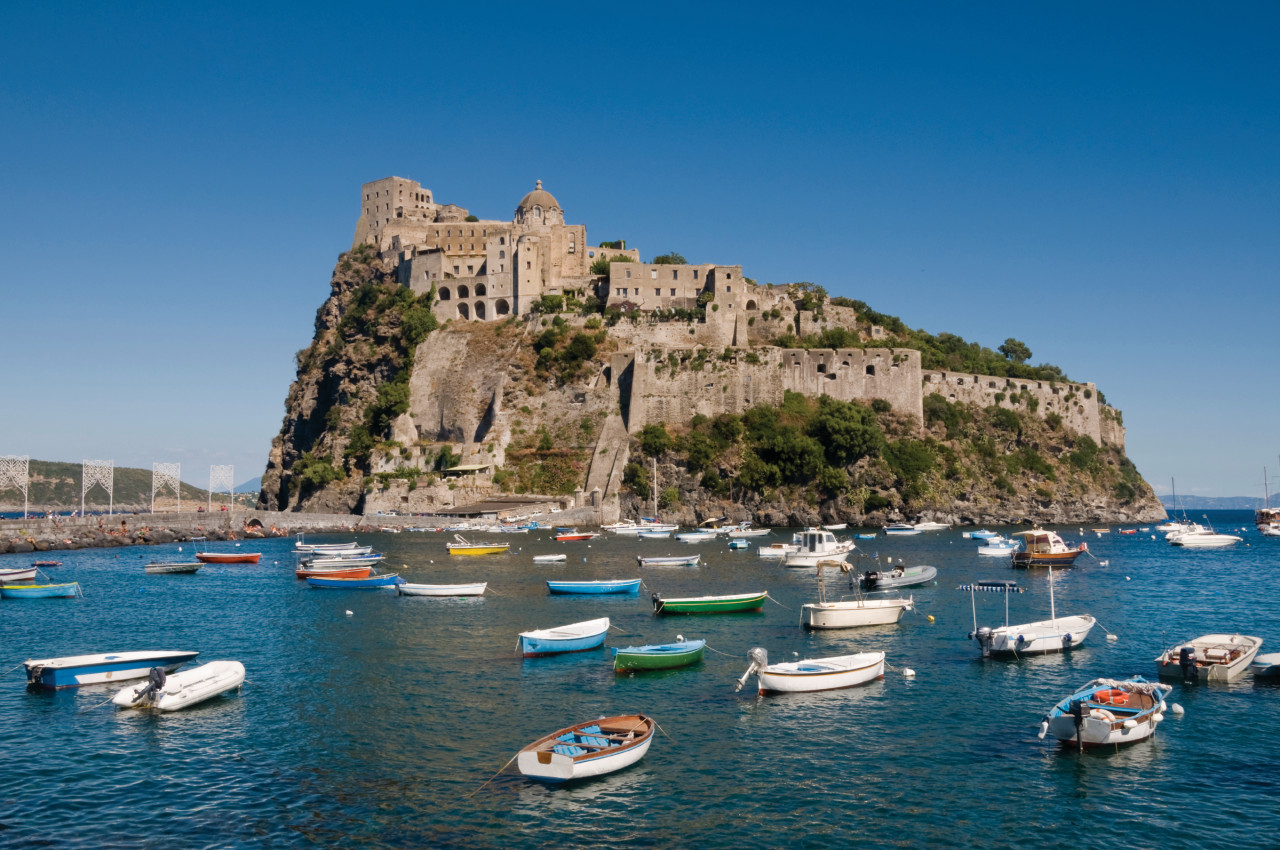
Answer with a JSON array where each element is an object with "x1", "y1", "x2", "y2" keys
[
  {"x1": 747, "y1": 299, "x2": 757, "y2": 310},
  {"x1": 458, "y1": 284, "x2": 470, "y2": 299},
  {"x1": 495, "y1": 298, "x2": 510, "y2": 316},
  {"x1": 438, "y1": 286, "x2": 451, "y2": 301},
  {"x1": 475, "y1": 282, "x2": 487, "y2": 296},
  {"x1": 457, "y1": 302, "x2": 470, "y2": 320},
  {"x1": 475, "y1": 300, "x2": 486, "y2": 320}
]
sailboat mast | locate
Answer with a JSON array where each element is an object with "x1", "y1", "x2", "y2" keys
[
  {"x1": 1048, "y1": 563, "x2": 1056, "y2": 626},
  {"x1": 652, "y1": 457, "x2": 658, "y2": 518}
]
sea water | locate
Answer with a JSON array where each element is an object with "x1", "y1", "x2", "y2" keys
[{"x1": 0, "y1": 511, "x2": 1276, "y2": 848}]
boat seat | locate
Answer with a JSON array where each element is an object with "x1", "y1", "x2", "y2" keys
[{"x1": 552, "y1": 744, "x2": 587, "y2": 756}]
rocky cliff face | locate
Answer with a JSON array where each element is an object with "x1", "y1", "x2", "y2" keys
[{"x1": 261, "y1": 249, "x2": 1164, "y2": 525}]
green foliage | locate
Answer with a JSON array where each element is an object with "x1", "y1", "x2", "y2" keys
[
  {"x1": 344, "y1": 425, "x2": 375, "y2": 462},
  {"x1": 788, "y1": 281, "x2": 828, "y2": 311},
  {"x1": 659, "y1": 486, "x2": 680, "y2": 509},
  {"x1": 1068, "y1": 435, "x2": 1100, "y2": 471},
  {"x1": 923, "y1": 393, "x2": 966, "y2": 439},
  {"x1": 871, "y1": 398, "x2": 891, "y2": 414},
  {"x1": 1113, "y1": 481, "x2": 1136, "y2": 502},
  {"x1": 998, "y1": 338, "x2": 1032, "y2": 363},
  {"x1": 807, "y1": 396, "x2": 882, "y2": 467},
  {"x1": 651, "y1": 252, "x2": 687, "y2": 265},
  {"x1": 290, "y1": 452, "x2": 346, "y2": 494},
  {"x1": 537, "y1": 429, "x2": 555, "y2": 452},
  {"x1": 464, "y1": 214, "x2": 479, "y2": 222},
  {"x1": 987, "y1": 406, "x2": 1021, "y2": 432},
  {"x1": 817, "y1": 466, "x2": 849, "y2": 495},
  {"x1": 863, "y1": 492, "x2": 892, "y2": 512},
  {"x1": 639, "y1": 423, "x2": 671, "y2": 457},
  {"x1": 433, "y1": 445, "x2": 462, "y2": 471},
  {"x1": 537, "y1": 294, "x2": 565, "y2": 314},
  {"x1": 599, "y1": 240, "x2": 627, "y2": 249},
  {"x1": 1044, "y1": 412, "x2": 1063, "y2": 430},
  {"x1": 589, "y1": 256, "x2": 612, "y2": 275},
  {"x1": 884, "y1": 439, "x2": 936, "y2": 483},
  {"x1": 623, "y1": 462, "x2": 650, "y2": 495}
]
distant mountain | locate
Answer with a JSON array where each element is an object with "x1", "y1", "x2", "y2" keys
[
  {"x1": 0, "y1": 460, "x2": 254, "y2": 511},
  {"x1": 1159, "y1": 495, "x2": 1263, "y2": 511},
  {"x1": 234, "y1": 477, "x2": 261, "y2": 494}
]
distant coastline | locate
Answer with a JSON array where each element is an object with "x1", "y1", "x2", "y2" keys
[{"x1": 1159, "y1": 494, "x2": 1266, "y2": 510}]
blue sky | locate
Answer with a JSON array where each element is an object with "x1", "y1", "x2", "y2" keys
[{"x1": 1, "y1": 3, "x2": 1276, "y2": 498}]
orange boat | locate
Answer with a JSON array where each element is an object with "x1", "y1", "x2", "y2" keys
[
  {"x1": 295, "y1": 565, "x2": 372, "y2": 579},
  {"x1": 195, "y1": 551, "x2": 262, "y2": 564}
]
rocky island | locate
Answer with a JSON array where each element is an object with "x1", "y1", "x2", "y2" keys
[{"x1": 258, "y1": 177, "x2": 1165, "y2": 526}]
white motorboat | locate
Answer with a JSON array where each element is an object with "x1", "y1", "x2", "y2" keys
[
  {"x1": 1038, "y1": 677, "x2": 1174, "y2": 749},
  {"x1": 783, "y1": 529, "x2": 855, "y2": 568},
  {"x1": 962, "y1": 569, "x2": 1095, "y2": 657},
  {"x1": 112, "y1": 661, "x2": 245, "y2": 711},
  {"x1": 675, "y1": 530, "x2": 719, "y2": 543},
  {"x1": 532, "y1": 554, "x2": 567, "y2": 563},
  {"x1": 1169, "y1": 523, "x2": 1242, "y2": 547},
  {"x1": 883, "y1": 523, "x2": 920, "y2": 535},
  {"x1": 822, "y1": 523, "x2": 847, "y2": 530},
  {"x1": 25, "y1": 650, "x2": 200, "y2": 689},
  {"x1": 144, "y1": 562, "x2": 203, "y2": 575},
  {"x1": 976, "y1": 537, "x2": 1020, "y2": 556},
  {"x1": 727, "y1": 522, "x2": 771, "y2": 538},
  {"x1": 802, "y1": 559, "x2": 913, "y2": 628},
  {"x1": 1155, "y1": 634, "x2": 1262, "y2": 682},
  {"x1": 860, "y1": 564, "x2": 937, "y2": 590},
  {"x1": 756, "y1": 542, "x2": 799, "y2": 559},
  {"x1": 397, "y1": 581, "x2": 487, "y2": 596},
  {"x1": 912, "y1": 520, "x2": 950, "y2": 532},
  {"x1": 735, "y1": 647, "x2": 885, "y2": 694}
]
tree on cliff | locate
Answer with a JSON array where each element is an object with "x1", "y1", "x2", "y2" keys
[
  {"x1": 999, "y1": 338, "x2": 1032, "y2": 364},
  {"x1": 651, "y1": 252, "x2": 687, "y2": 265}
]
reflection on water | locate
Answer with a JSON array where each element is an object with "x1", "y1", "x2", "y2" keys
[{"x1": 1, "y1": 515, "x2": 1279, "y2": 847}]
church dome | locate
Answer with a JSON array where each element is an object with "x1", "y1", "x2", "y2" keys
[{"x1": 516, "y1": 180, "x2": 561, "y2": 214}]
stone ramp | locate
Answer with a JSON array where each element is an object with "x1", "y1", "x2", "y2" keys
[{"x1": 585, "y1": 413, "x2": 630, "y2": 523}]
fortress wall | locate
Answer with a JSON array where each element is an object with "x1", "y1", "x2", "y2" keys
[
  {"x1": 922, "y1": 371, "x2": 1102, "y2": 442},
  {"x1": 1099, "y1": 406, "x2": 1126, "y2": 449}
]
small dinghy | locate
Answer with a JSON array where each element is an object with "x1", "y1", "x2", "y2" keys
[
  {"x1": 145, "y1": 562, "x2": 203, "y2": 575},
  {"x1": 822, "y1": 523, "x2": 847, "y2": 530},
  {"x1": 637, "y1": 554, "x2": 700, "y2": 567},
  {"x1": 517, "y1": 714, "x2": 655, "y2": 783},
  {"x1": 1249, "y1": 652, "x2": 1280, "y2": 679},
  {"x1": 0, "y1": 567, "x2": 38, "y2": 582},
  {"x1": 518, "y1": 617, "x2": 611, "y2": 657},
  {"x1": 652, "y1": 590, "x2": 766, "y2": 615},
  {"x1": 727, "y1": 539, "x2": 749, "y2": 550},
  {"x1": 735, "y1": 647, "x2": 885, "y2": 694},
  {"x1": 637, "y1": 530, "x2": 672, "y2": 539},
  {"x1": 1038, "y1": 677, "x2": 1174, "y2": 750},
  {"x1": 304, "y1": 573, "x2": 403, "y2": 589},
  {"x1": 803, "y1": 561, "x2": 912, "y2": 629},
  {"x1": 547, "y1": 578, "x2": 642, "y2": 595},
  {"x1": 860, "y1": 564, "x2": 937, "y2": 590},
  {"x1": 1, "y1": 582, "x2": 81, "y2": 599},
  {"x1": 675, "y1": 530, "x2": 718, "y2": 543},
  {"x1": 446, "y1": 535, "x2": 510, "y2": 556},
  {"x1": 397, "y1": 582, "x2": 487, "y2": 597},
  {"x1": 532, "y1": 554, "x2": 567, "y2": 563},
  {"x1": 24, "y1": 650, "x2": 200, "y2": 689},
  {"x1": 300, "y1": 552, "x2": 385, "y2": 567},
  {"x1": 195, "y1": 551, "x2": 262, "y2": 564},
  {"x1": 613, "y1": 637, "x2": 705, "y2": 672},
  {"x1": 112, "y1": 661, "x2": 246, "y2": 712},
  {"x1": 1155, "y1": 633, "x2": 1262, "y2": 683}
]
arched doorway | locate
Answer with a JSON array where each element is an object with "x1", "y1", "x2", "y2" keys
[
  {"x1": 495, "y1": 298, "x2": 510, "y2": 316},
  {"x1": 475, "y1": 300, "x2": 486, "y2": 320},
  {"x1": 746, "y1": 299, "x2": 758, "y2": 310},
  {"x1": 438, "y1": 286, "x2": 451, "y2": 301},
  {"x1": 458, "y1": 284, "x2": 470, "y2": 299},
  {"x1": 457, "y1": 303, "x2": 470, "y2": 320},
  {"x1": 476, "y1": 283, "x2": 487, "y2": 296}
]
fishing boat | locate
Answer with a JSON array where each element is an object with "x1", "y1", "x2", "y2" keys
[
  {"x1": 546, "y1": 578, "x2": 641, "y2": 595},
  {"x1": 727, "y1": 539, "x2": 749, "y2": 550},
  {"x1": 300, "y1": 552, "x2": 385, "y2": 567},
  {"x1": 446, "y1": 535, "x2": 511, "y2": 555},
  {"x1": 0, "y1": 567, "x2": 38, "y2": 582},
  {"x1": 735, "y1": 647, "x2": 885, "y2": 694},
  {"x1": 293, "y1": 540, "x2": 369, "y2": 554},
  {"x1": 821, "y1": 523, "x2": 847, "y2": 530},
  {"x1": 195, "y1": 550, "x2": 262, "y2": 564},
  {"x1": 555, "y1": 531, "x2": 600, "y2": 542},
  {"x1": 518, "y1": 617, "x2": 610, "y2": 657},
  {"x1": 802, "y1": 560, "x2": 913, "y2": 629},
  {"x1": 1155, "y1": 634, "x2": 1262, "y2": 683},
  {"x1": 727, "y1": 522, "x2": 771, "y2": 538},
  {"x1": 111, "y1": 661, "x2": 246, "y2": 711},
  {"x1": 532, "y1": 554, "x2": 567, "y2": 563},
  {"x1": 1037, "y1": 677, "x2": 1174, "y2": 749},
  {"x1": 295, "y1": 564, "x2": 372, "y2": 579},
  {"x1": 144, "y1": 562, "x2": 203, "y2": 575},
  {"x1": 24, "y1": 650, "x2": 200, "y2": 689},
  {"x1": 397, "y1": 581, "x2": 487, "y2": 597},
  {"x1": 304, "y1": 573, "x2": 403, "y2": 589},
  {"x1": 612, "y1": 637, "x2": 705, "y2": 672},
  {"x1": 516, "y1": 714, "x2": 654, "y2": 783},
  {"x1": 976, "y1": 537, "x2": 1020, "y2": 556},
  {"x1": 1, "y1": 582, "x2": 81, "y2": 599},
  {"x1": 651, "y1": 590, "x2": 766, "y2": 615},
  {"x1": 883, "y1": 523, "x2": 920, "y2": 535},
  {"x1": 1009, "y1": 530, "x2": 1085, "y2": 567},
  {"x1": 637, "y1": 554, "x2": 700, "y2": 567},
  {"x1": 1249, "y1": 652, "x2": 1280, "y2": 678},
  {"x1": 783, "y1": 529, "x2": 855, "y2": 568},
  {"x1": 962, "y1": 571, "x2": 1095, "y2": 657},
  {"x1": 675, "y1": 530, "x2": 718, "y2": 543},
  {"x1": 860, "y1": 564, "x2": 937, "y2": 590}
]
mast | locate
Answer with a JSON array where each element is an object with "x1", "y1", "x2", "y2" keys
[
  {"x1": 652, "y1": 457, "x2": 658, "y2": 519},
  {"x1": 1048, "y1": 563, "x2": 1056, "y2": 626}
]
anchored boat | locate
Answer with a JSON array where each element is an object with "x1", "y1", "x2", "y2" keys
[
  {"x1": 112, "y1": 661, "x2": 246, "y2": 711},
  {"x1": 1038, "y1": 677, "x2": 1174, "y2": 750},
  {"x1": 1, "y1": 582, "x2": 81, "y2": 599},
  {"x1": 546, "y1": 578, "x2": 641, "y2": 595},
  {"x1": 735, "y1": 647, "x2": 885, "y2": 694},
  {"x1": 637, "y1": 554, "x2": 700, "y2": 567},
  {"x1": 860, "y1": 564, "x2": 937, "y2": 590},
  {"x1": 24, "y1": 650, "x2": 200, "y2": 689},
  {"x1": 1009, "y1": 530, "x2": 1085, "y2": 568},
  {"x1": 304, "y1": 573, "x2": 403, "y2": 589},
  {"x1": 802, "y1": 560, "x2": 913, "y2": 629},
  {"x1": 962, "y1": 568, "x2": 1095, "y2": 657},
  {"x1": 612, "y1": 637, "x2": 705, "y2": 672},
  {"x1": 652, "y1": 590, "x2": 766, "y2": 615},
  {"x1": 518, "y1": 617, "x2": 610, "y2": 657},
  {"x1": 397, "y1": 581, "x2": 487, "y2": 596},
  {"x1": 1155, "y1": 634, "x2": 1262, "y2": 682},
  {"x1": 446, "y1": 535, "x2": 511, "y2": 555},
  {"x1": 516, "y1": 714, "x2": 655, "y2": 783},
  {"x1": 195, "y1": 551, "x2": 262, "y2": 564},
  {"x1": 145, "y1": 562, "x2": 203, "y2": 575}
]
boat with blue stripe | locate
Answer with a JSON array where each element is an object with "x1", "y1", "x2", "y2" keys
[
  {"x1": 1, "y1": 582, "x2": 81, "y2": 599},
  {"x1": 304, "y1": 573, "x2": 404, "y2": 589},
  {"x1": 518, "y1": 617, "x2": 610, "y2": 657},
  {"x1": 546, "y1": 579, "x2": 641, "y2": 595},
  {"x1": 24, "y1": 650, "x2": 200, "y2": 689}
]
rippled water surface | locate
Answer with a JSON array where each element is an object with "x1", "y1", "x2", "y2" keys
[{"x1": 2, "y1": 512, "x2": 1277, "y2": 848}]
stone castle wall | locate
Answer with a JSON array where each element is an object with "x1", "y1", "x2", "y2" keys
[{"x1": 921, "y1": 370, "x2": 1116, "y2": 446}]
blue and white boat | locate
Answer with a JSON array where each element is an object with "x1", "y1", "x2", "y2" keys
[
  {"x1": 1, "y1": 582, "x2": 81, "y2": 599},
  {"x1": 24, "y1": 650, "x2": 200, "y2": 689},
  {"x1": 546, "y1": 579, "x2": 641, "y2": 595},
  {"x1": 637, "y1": 530, "x2": 672, "y2": 539},
  {"x1": 1038, "y1": 676, "x2": 1173, "y2": 749},
  {"x1": 675, "y1": 530, "x2": 718, "y2": 543},
  {"x1": 518, "y1": 617, "x2": 610, "y2": 657},
  {"x1": 304, "y1": 573, "x2": 404, "y2": 589},
  {"x1": 963, "y1": 529, "x2": 999, "y2": 540},
  {"x1": 727, "y1": 539, "x2": 749, "y2": 550}
]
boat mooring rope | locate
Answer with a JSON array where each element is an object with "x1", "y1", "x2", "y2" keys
[
  {"x1": 765, "y1": 593, "x2": 791, "y2": 611},
  {"x1": 703, "y1": 643, "x2": 738, "y2": 658},
  {"x1": 0, "y1": 661, "x2": 26, "y2": 680},
  {"x1": 77, "y1": 693, "x2": 121, "y2": 714},
  {"x1": 466, "y1": 753, "x2": 519, "y2": 798}
]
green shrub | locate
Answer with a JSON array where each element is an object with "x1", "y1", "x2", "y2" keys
[
  {"x1": 863, "y1": 493, "x2": 892, "y2": 512},
  {"x1": 639, "y1": 423, "x2": 671, "y2": 457}
]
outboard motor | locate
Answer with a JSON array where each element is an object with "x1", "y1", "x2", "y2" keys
[
  {"x1": 1070, "y1": 699, "x2": 1085, "y2": 751},
  {"x1": 1179, "y1": 645, "x2": 1198, "y2": 681},
  {"x1": 132, "y1": 666, "x2": 167, "y2": 706},
  {"x1": 1061, "y1": 632, "x2": 1073, "y2": 649},
  {"x1": 973, "y1": 626, "x2": 994, "y2": 658},
  {"x1": 651, "y1": 592, "x2": 662, "y2": 614},
  {"x1": 735, "y1": 647, "x2": 769, "y2": 692}
]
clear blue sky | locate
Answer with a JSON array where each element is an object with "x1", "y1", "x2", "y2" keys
[{"x1": 2, "y1": 3, "x2": 1277, "y2": 498}]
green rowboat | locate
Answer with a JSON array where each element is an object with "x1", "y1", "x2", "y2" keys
[
  {"x1": 613, "y1": 639, "x2": 707, "y2": 672},
  {"x1": 651, "y1": 591, "x2": 767, "y2": 615}
]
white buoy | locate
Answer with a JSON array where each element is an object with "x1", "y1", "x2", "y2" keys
[
  {"x1": 1037, "y1": 720, "x2": 1048, "y2": 739},
  {"x1": 345, "y1": 610, "x2": 353, "y2": 617},
  {"x1": 1099, "y1": 560, "x2": 1109, "y2": 566},
  {"x1": 1106, "y1": 633, "x2": 1118, "y2": 641},
  {"x1": 1125, "y1": 576, "x2": 1130, "y2": 581},
  {"x1": 902, "y1": 668, "x2": 915, "y2": 677},
  {"x1": 1172, "y1": 703, "x2": 1185, "y2": 716}
]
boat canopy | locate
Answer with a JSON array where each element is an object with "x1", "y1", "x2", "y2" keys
[{"x1": 957, "y1": 580, "x2": 1024, "y2": 593}]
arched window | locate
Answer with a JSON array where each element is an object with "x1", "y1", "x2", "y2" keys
[
  {"x1": 438, "y1": 287, "x2": 451, "y2": 301},
  {"x1": 475, "y1": 283, "x2": 487, "y2": 296},
  {"x1": 499, "y1": 250, "x2": 505, "y2": 259},
  {"x1": 495, "y1": 298, "x2": 511, "y2": 316},
  {"x1": 475, "y1": 300, "x2": 486, "y2": 320},
  {"x1": 746, "y1": 300, "x2": 757, "y2": 310},
  {"x1": 457, "y1": 284, "x2": 470, "y2": 299},
  {"x1": 534, "y1": 205, "x2": 542, "y2": 219},
  {"x1": 457, "y1": 303, "x2": 470, "y2": 320}
]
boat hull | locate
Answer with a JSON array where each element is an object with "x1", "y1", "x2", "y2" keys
[
  {"x1": 1043, "y1": 677, "x2": 1172, "y2": 748},
  {"x1": 613, "y1": 640, "x2": 706, "y2": 672},
  {"x1": 446, "y1": 544, "x2": 510, "y2": 555},
  {"x1": 295, "y1": 565, "x2": 372, "y2": 579},
  {"x1": 803, "y1": 597, "x2": 912, "y2": 629},
  {"x1": 112, "y1": 660, "x2": 246, "y2": 711},
  {"x1": 1, "y1": 583, "x2": 79, "y2": 599},
  {"x1": 24, "y1": 651, "x2": 200, "y2": 689},
  {"x1": 145, "y1": 562, "x2": 203, "y2": 575},
  {"x1": 0, "y1": 568, "x2": 38, "y2": 581},
  {"x1": 861, "y1": 566, "x2": 937, "y2": 589},
  {"x1": 517, "y1": 715, "x2": 654, "y2": 783},
  {"x1": 637, "y1": 555, "x2": 700, "y2": 567},
  {"x1": 397, "y1": 582, "x2": 486, "y2": 596},
  {"x1": 519, "y1": 617, "x2": 610, "y2": 657},
  {"x1": 547, "y1": 579, "x2": 641, "y2": 595},
  {"x1": 304, "y1": 574, "x2": 402, "y2": 589},
  {"x1": 653, "y1": 592, "x2": 766, "y2": 615},
  {"x1": 757, "y1": 652, "x2": 885, "y2": 694},
  {"x1": 1155, "y1": 634, "x2": 1262, "y2": 682},
  {"x1": 1011, "y1": 550, "x2": 1082, "y2": 568},
  {"x1": 195, "y1": 552, "x2": 262, "y2": 564}
]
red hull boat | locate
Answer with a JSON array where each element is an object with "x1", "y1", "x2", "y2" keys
[{"x1": 195, "y1": 551, "x2": 262, "y2": 564}]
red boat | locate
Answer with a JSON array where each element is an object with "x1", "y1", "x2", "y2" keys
[
  {"x1": 32, "y1": 560, "x2": 62, "y2": 567},
  {"x1": 195, "y1": 551, "x2": 262, "y2": 564},
  {"x1": 295, "y1": 565, "x2": 372, "y2": 579},
  {"x1": 555, "y1": 532, "x2": 599, "y2": 541}
]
